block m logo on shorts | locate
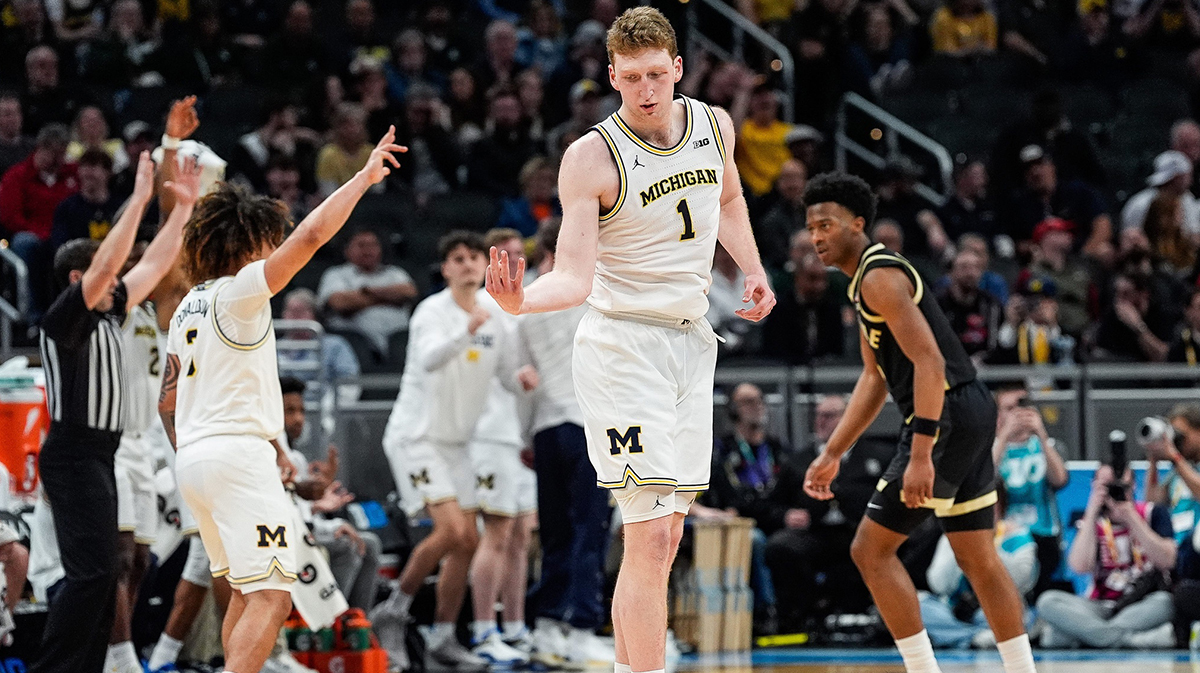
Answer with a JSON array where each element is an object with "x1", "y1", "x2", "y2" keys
[
  {"x1": 607, "y1": 426, "x2": 645, "y2": 456},
  {"x1": 256, "y1": 525, "x2": 288, "y2": 548}
]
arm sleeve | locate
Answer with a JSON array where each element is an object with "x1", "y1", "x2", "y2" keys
[
  {"x1": 213, "y1": 260, "x2": 274, "y2": 344},
  {"x1": 41, "y1": 283, "x2": 98, "y2": 349}
]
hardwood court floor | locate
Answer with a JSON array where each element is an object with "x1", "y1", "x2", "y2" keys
[{"x1": 677, "y1": 648, "x2": 1200, "y2": 673}]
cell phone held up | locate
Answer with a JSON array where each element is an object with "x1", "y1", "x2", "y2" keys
[{"x1": 1107, "y1": 430, "x2": 1128, "y2": 502}]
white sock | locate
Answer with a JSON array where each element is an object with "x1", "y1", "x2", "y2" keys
[
  {"x1": 103, "y1": 647, "x2": 114, "y2": 673},
  {"x1": 393, "y1": 589, "x2": 415, "y2": 615},
  {"x1": 536, "y1": 617, "x2": 565, "y2": 633},
  {"x1": 633, "y1": 668, "x2": 665, "y2": 673},
  {"x1": 616, "y1": 664, "x2": 632, "y2": 673},
  {"x1": 110, "y1": 642, "x2": 137, "y2": 672},
  {"x1": 895, "y1": 630, "x2": 942, "y2": 673},
  {"x1": 502, "y1": 620, "x2": 526, "y2": 638},
  {"x1": 430, "y1": 622, "x2": 456, "y2": 646},
  {"x1": 472, "y1": 619, "x2": 498, "y2": 643},
  {"x1": 997, "y1": 634, "x2": 1037, "y2": 673},
  {"x1": 148, "y1": 634, "x2": 183, "y2": 671}
]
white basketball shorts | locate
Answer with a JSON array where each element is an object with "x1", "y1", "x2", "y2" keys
[
  {"x1": 115, "y1": 433, "x2": 157, "y2": 544},
  {"x1": 573, "y1": 309, "x2": 717, "y2": 523},
  {"x1": 387, "y1": 439, "x2": 478, "y2": 516},
  {"x1": 470, "y1": 440, "x2": 537, "y2": 517}
]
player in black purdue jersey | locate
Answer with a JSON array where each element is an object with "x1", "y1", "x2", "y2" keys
[{"x1": 801, "y1": 173, "x2": 1037, "y2": 673}]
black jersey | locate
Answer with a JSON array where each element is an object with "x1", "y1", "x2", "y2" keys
[{"x1": 847, "y1": 243, "x2": 976, "y2": 419}]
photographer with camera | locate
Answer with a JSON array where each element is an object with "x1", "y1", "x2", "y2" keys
[
  {"x1": 1138, "y1": 404, "x2": 1200, "y2": 644},
  {"x1": 1035, "y1": 432, "x2": 1176, "y2": 648}
]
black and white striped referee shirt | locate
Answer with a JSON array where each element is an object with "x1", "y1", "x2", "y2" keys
[{"x1": 39, "y1": 281, "x2": 128, "y2": 432}]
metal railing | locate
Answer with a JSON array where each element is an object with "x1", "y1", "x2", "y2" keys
[
  {"x1": 836, "y1": 92, "x2": 955, "y2": 206},
  {"x1": 0, "y1": 246, "x2": 29, "y2": 360},
  {"x1": 684, "y1": 0, "x2": 796, "y2": 122}
]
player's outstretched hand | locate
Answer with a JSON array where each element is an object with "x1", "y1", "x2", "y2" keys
[
  {"x1": 130, "y1": 151, "x2": 156, "y2": 203},
  {"x1": 164, "y1": 154, "x2": 202, "y2": 206},
  {"x1": 166, "y1": 96, "x2": 200, "y2": 140},
  {"x1": 803, "y1": 450, "x2": 840, "y2": 500},
  {"x1": 902, "y1": 457, "x2": 934, "y2": 509},
  {"x1": 736, "y1": 272, "x2": 775, "y2": 322},
  {"x1": 486, "y1": 247, "x2": 526, "y2": 315},
  {"x1": 359, "y1": 126, "x2": 407, "y2": 186}
]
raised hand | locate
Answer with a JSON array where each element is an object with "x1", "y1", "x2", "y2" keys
[
  {"x1": 486, "y1": 247, "x2": 526, "y2": 315},
  {"x1": 164, "y1": 154, "x2": 202, "y2": 206},
  {"x1": 131, "y1": 151, "x2": 156, "y2": 202},
  {"x1": 358, "y1": 126, "x2": 407, "y2": 186},
  {"x1": 166, "y1": 96, "x2": 200, "y2": 140}
]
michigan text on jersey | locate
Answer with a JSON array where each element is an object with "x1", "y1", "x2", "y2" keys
[{"x1": 639, "y1": 168, "x2": 720, "y2": 207}]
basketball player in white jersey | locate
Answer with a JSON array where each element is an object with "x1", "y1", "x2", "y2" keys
[
  {"x1": 158, "y1": 128, "x2": 404, "y2": 673},
  {"x1": 487, "y1": 8, "x2": 774, "y2": 673}
]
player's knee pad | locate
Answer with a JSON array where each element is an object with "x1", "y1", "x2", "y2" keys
[
  {"x1": 182, "y1": 535, "x2": 212, "y2": 588},
  {"x1": 613, "y1": 484, "x2": 678, "y2": 524}
]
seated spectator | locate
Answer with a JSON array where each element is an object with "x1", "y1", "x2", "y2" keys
[
  {"x1": 920, "y1": 488, "x2": 1036, "y2": 648},
  {"x1": 1115, "y1": 228, "x2": 1188, "y2": 327},
  {"x1": 1060, "y1": 0, "x2": 1137, "y2": 92},
  {"x1": 333, "y1": 0, "x2": 390, "y2": 74},
  {"x1": 953, "y1": 233, "x2": 1010, "y2": 304},
  {"x1": 516, "y1": 68, "x2": 547, "y2": 146},
  {"x1": 265, "y1": 156, "x2": 312, "y2": 223},
  {"x1": 447, "y1": 67, "x2": 487, "y2": 145},
  {"x1": 280, "y1": 290, "x2": 362, "y2": 405},
  {"x1": 65, "y1": 106, "x2": 128, "y2": 174},
  {"x1": 757, "y1": 159, "x2": 808, "y2": 271},
  {"x1": 991, "y1": 275, "x2": 1076, "y2": 365},
  {"x1": 100, "y1": 0, "x2": 160, "y2": 87},
  {"x1": 696, "y1": 382, "x2": 792, "y2": 634},
  {"x1": 761, "y1": 253, "x2": 845, "y2": 364},
  {"x1": 546, "y1": 79, "x2": 604, "y2": 159},
  {"x1": 1122, "y1": 151, "x2": 1199, "y2": 239},
  {"x1": 46, "y1": 0, "x2": 105, "y2": 45},
  {"x1": 929, "y1": 0, "x2": 998, "y2": 57},
  {"x1": 0, "y1": 92, "x2": 35, "y2": 177},
  {"x1": 785, "y1": 125, "x2": 828, "y2": 174},
  {"x1": 706, "y1": 244, "x2": 753, "y2": 355},
  {"x1": 0, "y1": 0, "x2": 57, "y2": 81},
  {"x1": 468, "y1": 87, "x2": 538, "y2": 197},
  {"x1": 516, "y1": 0, "x2": 567, "y2": 73},
  {"x1": 938, "y1": 160, "x2": 999, "y2": 243},
  {"x1": 1024, "y1": 217, "x2": 1095, "y2": 337},
  {"x1": 496, "y1": 156, "x2": 559, "y2": 238},
  {"x1": 1004, "y1": 145, "x2": 1112, "y2": 262},
  {"x1": 1141, "y1": 403, "x2": 1200, "y2": 642},
  {"x1": 473, "y1": 19, "x2": 520, "y2": 93},
  {"x1": 1172, "y1": 119, "x2": 1200, "y2": 195},
  {"x1": 937, "y1": 248, "x2": 1002, "y2": 362},
  {"x1": 394, "y1": 84, "x2": 460, "y2": 207},
  {"x1": 1036, "y1": 465, "x2": 1176, "y2": 648},
  {"x1": 351, "y1": 55, "x2": 403, "y2": 140},
  {"x1": 545, "y1": 19, "x2": 611, "y2": 122},
  {"x1": 385, "y1": 29, "x2": 447, "y2": 104},
  {"x1": 875, "y1": 157, "x2": 950, "y2": 262},
  {"x1": 872, "y1": 219, "x2": 906, "y2": 253},
  {"x1": 316, "y1": 103, "x2": 376, "y2": 198},
  {"x1": 110, "y1": 121, "x2": 155, "y2": 200},
  {"x1": 50, "y1": 149, "x2": 121, "y2": 249},
  {"x1": 1167, "y1": 287, "x2": 1200, "y2": 363},
  {"x1": 317, "y1": 228, "x2": 419, "y2": 353},
  {"x1": 1143, "y1": 190, "x2": 1199, "y2": 273},
  {"x1": 845, "y1": 4, "x2": 913, "y2": 98},
  {"x1": 261, "y1": 0, "x2": 329, "y2": 100},
  {"x1": 993, "y1": 384, "x2": 1069, "y2": 596},
  {"x1": 1091, "y1": 271, "x2": 1173, "y2": 362},
  {"x1": 736, "y1": 85, "x2": 793, "y2": 199},
  {"x1": 1124, "y1": 0, "x2": 1200, "y2": 51},
  {"x1": 230, "y1": 99, "x2": 320, "y2": 194},
  {"x1": 485, "y1": 228, "x2": 535, "y2": 287},
  {"x1": 21, "y1": 45, "x2": 83, "y2": 133},
  {"x1": 156, "y1": 4, "x2": 238, "y2": 89}
]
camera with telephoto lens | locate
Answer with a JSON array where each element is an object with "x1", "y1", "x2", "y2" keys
[{"x1": 1136, "y1": 417, "x2": 1176, "y2": 447}]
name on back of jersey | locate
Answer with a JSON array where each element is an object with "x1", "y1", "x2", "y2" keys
[{"x1": 174, "y1": 298, "x2": 210, "y2": 327}]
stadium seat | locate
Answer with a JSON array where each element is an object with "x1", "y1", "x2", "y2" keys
[
  {"x1": 960, "y1": 84, "x2": 1033, "y2": 127},
  {"x1": 382, "y1": 329, "x2": 408, "y2": 374},
  {"x1": 1120, "y1": 78, "x2": 1191, "y2": 120}
]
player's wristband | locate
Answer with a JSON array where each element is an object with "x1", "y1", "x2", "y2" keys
[
  {"x1": 911, "y1": 416, "x2": 939, "y2": 437},
  {"x1": 161, "y1": 134, "x2": 181, "y2": 150}
]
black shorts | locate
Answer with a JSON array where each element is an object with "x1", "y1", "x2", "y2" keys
[{"x1": 866, "y1": 379, "x2": 998, "y2": 535}]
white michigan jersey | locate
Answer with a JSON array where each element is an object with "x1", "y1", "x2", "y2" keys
[
  {"x1": 167, "y1": 260, "x2": 283, "y2": 448},
  {"x1": 121, "y1": 303, "x2": 161, "y2": 434},
  {"x1": 588, "y1": 94, "x2": 726, "y2": 321}
]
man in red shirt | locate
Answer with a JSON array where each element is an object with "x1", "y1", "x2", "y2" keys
[{"x1": 0, "y1": 124, "x2": 78, "y2": 317}]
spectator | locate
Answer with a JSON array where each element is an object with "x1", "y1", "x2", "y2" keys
[
  {"x1": 1143, "y1": 190, "x2": 1199, "y2": 273},
  {"x1": 991, "y1": 91, "x2": 1107, "y2": 197},
  {"x1": 991, "y1": 275, "x2": 1076, "y2": 365},
  {"x1": 394, "y1": 84, "x2": 460, "y2": 207},
  {"x1": 385, "y1": 29, "x2": 447, "y2": 104},
  {"x1": 0, "y1": 92, "x2": 34, "y2": 176},
  {"x1": 998, "y1": 0, "x2": 1076, "y2": 73},
  {"x1": 45, "y1": 0, "x2": 105, "y2": 44},
  {"x1": 706, "y1": 244, "x2": 754, "y2": 355},
  {"x1": 515, "y1": 69, "x2": 547, "y2": 146},
  {"x1": 761, "y1": 253, "x2": 845, "y2": 363},
  {"x1": 1122, "y1": 151, "x2": 1199, "y2": 239},
  {"x1": 1141, "y1": 403, "x2": 1200, "y2": 643},
  {"x1": 546, "y1": 79, "x2": 604, "y2": 159},
  {"x1": 155, "y1": 5, "x2": 237, "y2": 89},
  {"x1": 1060, "y1": 0, "x2": 1137, "y2": 92},
  {"x1": 229, "y1": 99, "x2": 321, "y2": 194},
  {"x1": 50, "y1": 149, "x2": 121, "y2": 249},
  {"x1": 219, "y1": 0, "x2": 280, "y2": 50},
  {"x1": 937, "y1": 248, "x2": 1003, "y2": 362},
  {"x1": 757, "y1": 159, "x2": 809, "y2": 271},
  {"x1": 1004, "y1": 145, "x2": 1112, "y2": 262},
  {"x1": 0, "y1": 0, "x2": 57, "y2": 81},
  {"x1": 1171, "y1": 119, "x2": 1200, "y2": 195},
  {"x1": 110, "y1": 121, "x2": 155, "y2": 200},
  {"x1": 1036, "y1": 465, "x2": 1176, "y2": 648},
  {"x1": 495, "y1": 156, "x2": 559, "y2": 238},
  {"x1": 484, "y1": 227, "x2": 536, "y2": 287},
  {"x1": 791, "y1": 0, "x2": 852, "y2": 125},
  {"x1": 316, "y1": 103, "x2": 375, "y2": 198},
  {"x1": 938, "y1": 159, "x2": 999, "y2": 243},
  {"x1": 929, "y1": 0, "x2": 998, "y2": 57},
  {"x1": 334, "y1": 0, "x2": 390, "y2": 75},
  {"x1": 544, "y1": 20, "x2": 610, "y2": 123},
  {"x1": 1092, "y1": 271, "x2": 1173, "y2": 362},
  {"x1": 351, "y1": 55, "x2": 403, "y2": 140},
  {"x1": 317, "y1": 228, "x2": 419, "y2": 354},
  {"x1": 516, "y1": 0, "x2": 567, "y2": 73},
  {"x1": 1115, "y1": 228, "x2": 1188, "y2": 328},
  {"x1": 468, "y1": 87, "x2": 538, "y2": 197},
  {"x1": 698, "y1": 382, "x2": 793, "y2": 634},
  {"x1": 872, "y1": 219, "x2": 906, "y2": 252},
  {"x1": 920, "y1": 489, "x2": 1037, "y2": 649},
  {"x1": 993, "y1": 384, "x2": 1069, "y2": 596},
  {"x1": 1125, "y1": 0, "x2": 1200, "y2": 51},
  {"x1": 279, "y1": 290, "x2": 361, "y2": 405},
  {"x1": 1167, "y1": 287, "x2": 1200, "y2": 363},
  {"x1": 261, "y1": 0, "x2": 328, "y2": 99},
  {"x1": 65, "y1": 106, "x2": 128, "y2": 174},
  {"x1": 475, "y1": 19, "x2": 520, "y2": 94},
  {"x1": 22, "y1": 45, "x2": 83, "y2": 133},
  {"x1": 447, "y1": 67, "x2": 487, "y2": 144},
  {"x1": 876, "y1": 157, "x2": 950, "y2": 262},
  {"x1": 83, "y1": 0, "x2": 161, "y2": 87},
  {"x1": 736, "y1": 85, "x2": 792, "y2": 199},
  {"x1": 419, "y1": 1, "x2": 471, "y2": 75},
  {"x1": 265, "y1": 156, "x2": 312, "y2": 222},
  {"x1": 1024, "y1": 216, "x2": 1095, "y2": 337},
  {"x1": 845, "y1": 4, "x2": 913, "y2": 98},
  {"x1": 953, "y1": 233, "x2": 1010, "y2": 304},
  {"x1": 785, "y1": 125, "x2": 829, "y2": 174}
]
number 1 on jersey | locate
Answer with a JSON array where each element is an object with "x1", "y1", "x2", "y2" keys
[{"x1": 677, "y1": 199, "x2": 695, "y2": 241}]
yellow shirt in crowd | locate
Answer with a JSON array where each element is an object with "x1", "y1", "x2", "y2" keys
[
  {"x1": 315, "y1": 143, "x2": 374, "y2": 192},
  {"x1": 930, "y1": 7, "x2": 998, "y2": 53},
  {"x1": 736, "y1": 119, "x2": 792, "y2": 197}
]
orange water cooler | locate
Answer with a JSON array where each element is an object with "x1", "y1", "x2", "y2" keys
[{"x1": 0, "y1": 383, "x2": 48, "y2": 496}]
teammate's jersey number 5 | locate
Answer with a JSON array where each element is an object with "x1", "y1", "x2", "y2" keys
[{"x1": 677, "y1": 199, "x2": 695, "y2": 241}]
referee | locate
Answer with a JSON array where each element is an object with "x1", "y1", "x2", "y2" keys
[{"x1": 33, "y1": 152, "x2": 189, "y2": 673}]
